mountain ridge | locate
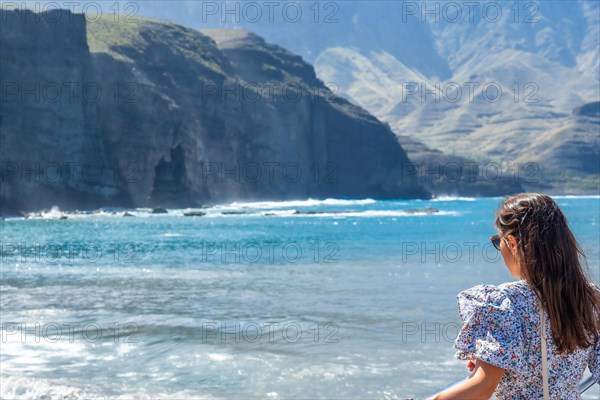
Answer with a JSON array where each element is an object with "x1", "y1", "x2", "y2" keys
[{"x1": 0, "y1": 9, "x2": 435, "y2": 215}]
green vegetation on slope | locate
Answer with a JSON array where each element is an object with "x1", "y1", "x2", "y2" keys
[{"x1": 86, "y1": 15, "x2": 226, "y2": 76}]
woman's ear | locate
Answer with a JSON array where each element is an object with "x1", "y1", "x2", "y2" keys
[{"x1": 507, "y1": 235, "x2": 518, "y2": 254}]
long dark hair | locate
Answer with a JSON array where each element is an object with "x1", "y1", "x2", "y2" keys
[{"x1": 495, "y1": 193, "x2": 600, "y2": 353}]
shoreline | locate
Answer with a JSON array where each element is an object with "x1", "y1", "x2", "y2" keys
[
  {"x1": 2, "y1": 194, "x2": 599, "y2": 219},
  {"x1": 3, "y1": 195, "x2": 599, "y2": 221}
]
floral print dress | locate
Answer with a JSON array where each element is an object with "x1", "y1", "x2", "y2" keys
[{"x1": 454, "y1": 280, "x2": 600, "y2": 399}]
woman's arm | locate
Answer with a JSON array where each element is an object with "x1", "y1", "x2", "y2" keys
[{"x1": 431, "y1": 359, "x2": 505, "y2": 400}]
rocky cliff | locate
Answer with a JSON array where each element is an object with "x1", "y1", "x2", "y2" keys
[
  {"x1": 518, "y1": 101, "x2": 600, "y2": 194},
  {"x1": 0, "y1": 9, "x2": 429, "y2": 215},
  {"x1": 0, "y1": 9, "x2": 124, "y2": 214}
]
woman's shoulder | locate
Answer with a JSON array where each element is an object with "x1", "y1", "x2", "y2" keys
[
  {"x1": 457, "y1": 280, "x2": 532, "y2": 308},
  {"x1": 459, "y1": 279, "x2": 529, "y2": 293},
  {"x1": 455, "y1": 280, "x2": 538, "y2": 328},
  {"x1": 454, "y1": 281, "x2": 531, "y2": 373}
]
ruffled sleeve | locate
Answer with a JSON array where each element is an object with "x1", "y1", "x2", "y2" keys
[
  {"x1": 453, "y1": 284, "x2": 527, "y2": 374},
  {"x1": 587, "y1": 284, "x2": 600, "y2": 383},
  {"x1": 588, "y1": 335, "x2": 600, "y2": 383}
]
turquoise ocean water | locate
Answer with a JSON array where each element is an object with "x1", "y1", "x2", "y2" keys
[{"x1": 1, "y1": 196, "x2": 599, "y2": 399}]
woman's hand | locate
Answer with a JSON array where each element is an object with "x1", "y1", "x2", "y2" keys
[{"x1": 467, "y1": 360, "x2": 476, "y2": 372}]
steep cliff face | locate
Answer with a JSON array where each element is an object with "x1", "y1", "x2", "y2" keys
[
  {"x1": 201, "y1": 29, "x2": 427, "y2": 200},
  {"x1": 209, "y1": 30, "x2": 522, "y2": 197},
  {"x1": 517, "y1": 101, "x2": 600, "y2": 194},
  {"x1": 0, "y1": 9, "x2": 124, "y2": 215},
  {"x1": 0, "y1": 10, "x2": 428, "y2": 214},
  {"x1": 395, "y1": 135, "x2": 523, "y2": 197},
  {"x1": 543, "y1": 101, "x2": 600, "y2": 176}
]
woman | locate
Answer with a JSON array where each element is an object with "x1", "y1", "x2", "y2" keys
[{"x1": 433, "y1": 193, "x2": 600, "y2": 399}]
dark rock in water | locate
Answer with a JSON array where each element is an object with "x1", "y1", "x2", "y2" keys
[
  {"x1": 0, "y1": 9, "x2": 429, "y2": 216},
  {"x1": 293, "y1": 210, "x2": 346, "y2": 215},
  {"x1": 123, "y1": 212, "x2": 134, "y2": 217},
  {"x1": 152, "y1": 207, "x2": 168, "y2": 214},
  {"x1": 183, "y1": 211, "x2": 206, "y2": 217},
  {"x1": 221, "y1": 211, "x2": 245, "y2": 215},
  {"x1": 404, "y1": 207, "x2": 438, "y2": 214},
  {"x1": 264, "y1": 213, "x2": 276, "y2": 216},
  {"x1": 59, "y1": 215, "x2": 68, "y2": 220},
  {"x1": 294, "y1": 210, "x2": 326, "y2": 215}
]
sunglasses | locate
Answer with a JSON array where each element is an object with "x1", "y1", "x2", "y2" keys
[{"x1": 490, "y1": 235, "x2": 502, "y2": 251}]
